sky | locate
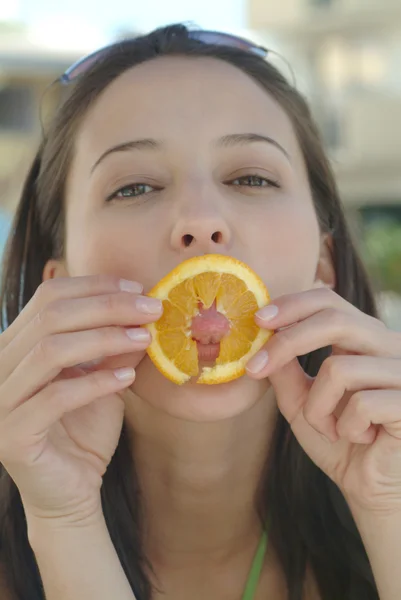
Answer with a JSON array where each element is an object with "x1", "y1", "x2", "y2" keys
[{"x1": 2, "y1": 0, "x2": 247, "y2": 49}]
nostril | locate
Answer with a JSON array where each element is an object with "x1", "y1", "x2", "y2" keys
[
  {"x1": 183, "y1": 234, "x2": 194, "y2": 247},
  {"x1": 211, "y1": 231, "x2": 223, "y2": 244}
]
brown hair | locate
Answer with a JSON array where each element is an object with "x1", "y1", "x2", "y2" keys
[{"x1": 0, "y1": 23, "x2": 379, "y2": 600}]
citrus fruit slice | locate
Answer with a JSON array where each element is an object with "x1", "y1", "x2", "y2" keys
[{"x1": 145, "y1": 254, "x2": 273, "y2": 385}]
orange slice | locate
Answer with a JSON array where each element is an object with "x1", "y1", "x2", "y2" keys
[{"x1": 145, "y1": 254, "x2": 273, "y2": 385}]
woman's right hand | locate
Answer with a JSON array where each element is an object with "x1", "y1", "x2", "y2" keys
[{"x1": 0, "y1": 275, "x2": 162, "y2": 527}]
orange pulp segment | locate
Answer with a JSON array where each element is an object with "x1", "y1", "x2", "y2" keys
[{"x1": 144, "y1": 254, "x2": 273, "y2": 385}]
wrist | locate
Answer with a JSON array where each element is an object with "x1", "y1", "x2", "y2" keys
[
  {"x1": 25, "y1": 506, "x2": 136, "y2": 600},
  {"x1": 351, "y1": 507, "x2": 401, "y2": 544},
  {"x1": 349, "y1": 508, "x2": 401, "y2": 600},
  {"x1": 26, "y1": 505, "x2": 106, "y2": 549}
]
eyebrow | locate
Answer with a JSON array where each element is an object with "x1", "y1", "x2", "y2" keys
[
  {"x1": 90, "y1": 138, "x2": 160, "y2": 174},
  {"x1": 217, "y1": 133, "x2": 291, "y2": 162},
  {"x1": 90, "y1": 132, "x2": 290, "y2": 174}
]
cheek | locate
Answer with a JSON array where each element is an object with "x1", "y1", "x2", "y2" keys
[
  {"x1": 247, "y1": 197, "x2": 321, "y2": 298},
  {"x1": 64, "y1": 210, "x2": 162, "y2": 289}
]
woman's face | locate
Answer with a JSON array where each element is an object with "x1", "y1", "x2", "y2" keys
[{"x1": 59, "y1": 56, "x2": 327, "y2": 421}]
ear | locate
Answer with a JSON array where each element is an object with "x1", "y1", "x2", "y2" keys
[
  {"x1": 42, "y1": 259, "x2": 70, "y2": 282},
  {"x1": 314, "y1": 233, "x2": 336, "y2": 290}
]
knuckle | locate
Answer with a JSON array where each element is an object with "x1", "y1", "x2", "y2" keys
[
  {"x1": 32, "y1": 307, "x2": 47, "y2": 331},
  {"x1": 93, "y1": 273, "x2": 121, "y2": 290},
  {"x1": 323, "y1": 308, "x2": 349, "y2": 334},
  {"x1": 89, "y1": 370, "x2": 110, "y2": 394},
  {"x1": 274, "y1": 327, "x2": 294, "y2": 354},
  {"x1": 32, "y1": 299, "x2": 65, "y2": 332},
  {"x1": 316, "y1": 286, "x2": 336, "y2": 304},
  {"x1": 320, "y1": 355, "x2": 347, "y2": 383},
  {"x1": 96, "y1": 293, "x2": 120, "y2": 314},
  {"x1": 93, "y1": 326, "x2": 122, "y2": 347},
  {"x1": 34, "y1": 279, "x2": 60, "y2": 307},
  {"x1": 47, "y1": 379, "x2": 72, "y2": 410},
  {"x1": 349, "y1": 392, "x2": 368, "y2": 418},
  {"x1": 50, "y1": 370, "x2": 108, "y2": 407},
  {"x1": 31, "y1": 335, "x2": 61, "y2": 366}
]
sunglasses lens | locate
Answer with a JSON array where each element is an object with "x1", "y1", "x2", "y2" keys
[
  {"x1": 189, "y1": 31, "x2": 267, "y2": 58},
  {"x1": 61, "y1": 30, "x2": 267, "y2": 84},
  {"x1": 62, "y1": 48, "x2": 109, "y2": 83}
]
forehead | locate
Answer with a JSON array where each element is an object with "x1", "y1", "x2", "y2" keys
[{"x1": 74, "y1": 56, "x2": 300, "y2": 160}]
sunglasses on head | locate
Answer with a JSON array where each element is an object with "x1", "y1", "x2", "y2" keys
[{"x1": 59, "y1": 29, "x2": 269, "y2": 85}]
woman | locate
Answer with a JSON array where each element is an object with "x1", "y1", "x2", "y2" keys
[{"x1": 0, "y1": 23, "x2": 400, "y2": 600}]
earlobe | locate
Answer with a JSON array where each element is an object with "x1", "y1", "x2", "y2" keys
[
  {"x1": 315, "y1": 234, "x2": 336, "y2": 290},
  {"x1": 42, "y1": 259, "x2": 69, "y2": 282}
]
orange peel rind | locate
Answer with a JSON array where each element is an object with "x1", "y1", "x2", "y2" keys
[{"x1": 144, "y1": 254, "x2": 273, "y2": 385}]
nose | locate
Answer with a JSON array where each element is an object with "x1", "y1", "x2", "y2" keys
[{"x1": 170, "y1": 198, "x2": 231, "y2": 253}]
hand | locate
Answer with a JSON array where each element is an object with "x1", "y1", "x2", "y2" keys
[
  {"x1": 0, "y1": 275, "x2": 162, "y2": 525},
  {"x1": 246, "y1": 288, "x2": 401, "y2": 515}
]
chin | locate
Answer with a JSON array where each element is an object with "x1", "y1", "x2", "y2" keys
[{"x1": 131, "y1": 356, "x2": 271, "y2": 422}]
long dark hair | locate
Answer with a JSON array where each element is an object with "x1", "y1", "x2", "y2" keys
[{"x1": 0, "y1": 24, "x2": 379, "y2": 599}]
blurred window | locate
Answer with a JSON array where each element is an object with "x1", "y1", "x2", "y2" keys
[
  {"x1": 309, "y1": 0, "x2": 334, "y2": 6},
  {"x1": 0, "y1": 85, "x2": 35, "y2": 132}
]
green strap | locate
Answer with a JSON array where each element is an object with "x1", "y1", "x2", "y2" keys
[{"x1": 241, "y1": 530, "x2": 268, "y2": 600}]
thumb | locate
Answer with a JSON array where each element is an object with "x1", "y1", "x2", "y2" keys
[
  {"x1": 270, "y1": 359, "x2": 336, "y2": 465},
  {"x1": 269, "y1": 357, "x2": 311, "y2": 425}
]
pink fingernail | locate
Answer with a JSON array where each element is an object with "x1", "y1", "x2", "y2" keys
[
  {"x1": 119, "y1": 279, "x2": 143, "y2": 293},
  {"x1": 136, "y1": 296, "x2": 163, "y2": 314},
  {"x1": 246, "y1": 350, "x2": 269, "y2": 374},
  {"x1": 256, "y1": 305, "x2": 278, "y2": 321},
  {"x1": 126, "y1": 328, "x2": 151, "y2": 342},
  {"x1": 114, "y1": 367, "x2": 135, "y2": 381}
]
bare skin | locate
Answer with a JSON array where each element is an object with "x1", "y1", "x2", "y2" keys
[
  {"x1": 0, "y1": 56, "x2": 337, "y2": 598},
  {"x1": 2, "y1": 53, "x2": 400, "y2": 599},
  {"x1": 43, "y1": 57, "x2": 333, "y2": 597}
]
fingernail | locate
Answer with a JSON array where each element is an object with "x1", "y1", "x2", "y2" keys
[
  {"x1": 126, "y1": 327, "x2": 151, "y2": 342},
  {"x1": 246, "y1": 350, "x2": 269, "y2": 374},
  {"x1": 119, "y1": 279, "x2": 143, "y2": 293},
  {"x1": 114, "y1": 367, "x2": 135, "y2": 381},
  {"x1": 135, "y1": 296, "x2": 163, "y2": 314},
  {"x1": 256, "y1": 304, "x2": 278, "y2": 321}
]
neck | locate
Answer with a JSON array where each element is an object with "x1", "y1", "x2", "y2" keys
[{"x1": 125, "y1": 388, "x2": 276, "y2": 568}]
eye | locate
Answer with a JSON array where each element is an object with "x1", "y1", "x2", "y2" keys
[
  {"x1": 229, "y1": 174, "x2": 280, "y2": 188},
  {"x1": 106, "y1": 183, "x2": 156, "y2": 202}
]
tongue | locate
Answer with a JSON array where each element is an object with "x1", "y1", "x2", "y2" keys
[{"x1": 191, "y1": 303, "x2": 230, "y2": 345}]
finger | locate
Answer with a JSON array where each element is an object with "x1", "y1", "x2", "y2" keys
[
  {"x1": 0, "y1": 367, "x2": 135, "y2": 462},
  {"x1": 336, "y1": 390, "x2": 401, "y2": 443},
  {"x1": 255, "y1": 287, "x2": 366, "y2": 329},
  {"x1": 0, "y1": 274, "x2": 142, "y2": 348},
  {"x1": 1, "y1": 291, "x2": 162, "y2": 382},
  {"x1": 267, "y1": 357, "x2": 312, "y2": 424},
  {"x1": 303, "y1": 356, "x2": 401, "y2": 441},
  {"x1": 247, "y1": 308, "x2": 398, "y2": 381},
  {"x1": 268, "y1": 359, "x2": 337, "y2": 457},
  {"x1": 0, "y1": 326, "x2": 151, "y2": 413}
]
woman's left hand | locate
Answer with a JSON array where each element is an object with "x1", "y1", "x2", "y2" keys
[{"x1": 246, "y1": 288, "x2": 401, "y2": 515}]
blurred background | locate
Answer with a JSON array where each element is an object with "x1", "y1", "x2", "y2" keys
[{"x1": 0, "y1": 0, "x2": 400, "y2": 328}]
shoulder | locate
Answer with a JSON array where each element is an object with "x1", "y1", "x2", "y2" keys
[{"x1": 0, "y1": 563, "x2": 13, "y2": 600}]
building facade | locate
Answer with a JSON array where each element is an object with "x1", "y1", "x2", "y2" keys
[
  {"x1": 0, "y1": 22, "x2": 92, "y2": 213},
  {"x1": 248, "y1": 0, "x2": 401, "y2": 326},
  {"x1": 248, "y1": 0, "x2": 401, "y2": 209}
]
